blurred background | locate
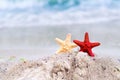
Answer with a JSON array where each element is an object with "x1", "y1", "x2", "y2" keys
[{"x1": 0, "y1": 0, "x2": 120, "y2": 60}]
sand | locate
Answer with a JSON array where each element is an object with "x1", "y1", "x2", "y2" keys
[{"x1": 0, "y1": 52, "x2": 120, "y2": 80}]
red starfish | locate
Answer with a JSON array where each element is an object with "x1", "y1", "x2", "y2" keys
[{"x1": 73, "y1": 32, "x2": 100, "y2": 57}]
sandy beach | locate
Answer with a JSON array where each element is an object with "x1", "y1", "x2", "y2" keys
[{"x1": 0, "y1": 52, "x2": 120, "y2": 80}]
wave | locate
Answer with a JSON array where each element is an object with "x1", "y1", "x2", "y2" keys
[{"x1": 0, "y1": 0, "x2": 120, "y2": 27}]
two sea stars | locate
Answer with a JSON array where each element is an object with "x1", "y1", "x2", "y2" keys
[{"x1": 55, "y1": 32, "x2": 100, "y2": 57}]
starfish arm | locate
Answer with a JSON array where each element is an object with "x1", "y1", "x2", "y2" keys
[
  {"x1": 56, "y1": 47, "x2": 64, "y2": 53},
  {"x1": 80, "y1": 48, "x2": 84, "y2": 52},
  {"x1": 91, "y1": 42, "x2": 100, "y2": 48},
  {"x1": 55, "y1": 38, "x2": 64, "y2": 45},
  {"x1": 65, "y1": 33, "x2": 71, "y2": 43},
  {"x1": 84, "y1": 32, "x2": 90, "y2": 43},
  {"x1": 56, "y1": 47, "x2": 72, "y2": 53},
  {"x1": 70, "y1": 43, "x2": 78, "y2": 48},
  {"x1": 87, "y1": 49, "x2": 95, "y2": 57},
  {"x1": 73, "y1": 40, "x2": 84, "y2": 47},
  {"x1": 56, "y1": 50, "x2": 62, "y2": 53}
]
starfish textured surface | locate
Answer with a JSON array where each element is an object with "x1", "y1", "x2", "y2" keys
[
  {"x1": 55, "y1": 33, "x2": 77, "y2": 53},
  {"x1": 73, "y1": 32, "x2": 100, "y2": 57}
]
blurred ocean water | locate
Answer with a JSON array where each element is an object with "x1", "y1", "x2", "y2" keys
[
  {"x1": 0, "y1": 23, "x2": 120, "y2": 48},
  {"x1": 0, "y1": 0, "x2": 120, "y2": 26}
]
